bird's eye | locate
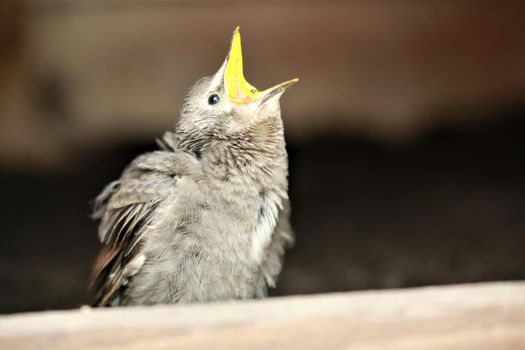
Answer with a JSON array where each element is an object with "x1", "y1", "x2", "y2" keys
[{"x1": 208, "y1": 94, "x2": 220, "y2": 105}]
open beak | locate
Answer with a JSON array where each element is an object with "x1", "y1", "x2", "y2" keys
[{"x1": 224, "y1": 26, "x2": 299, "y2": 105}]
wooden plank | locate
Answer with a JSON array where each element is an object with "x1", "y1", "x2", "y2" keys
[{"x1": 1, "y1": 282, "x2": 524, "y2": 350}]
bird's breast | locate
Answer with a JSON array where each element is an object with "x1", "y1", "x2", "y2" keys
[{"x1": 129, "y1": 174, "x2": 283, "y2": 303}]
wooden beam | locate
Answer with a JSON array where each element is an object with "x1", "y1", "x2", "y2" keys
[{"x1": 1, "y1": 282, "x2": 524, "y2": 350}]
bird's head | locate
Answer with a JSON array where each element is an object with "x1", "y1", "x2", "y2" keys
[{"x1": 176, "y1": 27, "x2": 298, "y2": 153}]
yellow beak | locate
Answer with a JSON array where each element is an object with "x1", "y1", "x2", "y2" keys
[{"x1": 224, "y1": 26, "x2": 299, "y2": 104}]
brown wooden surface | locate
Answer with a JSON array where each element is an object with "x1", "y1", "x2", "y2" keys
[{"x1": 1, "y1": 282, "x2": 524, "y2": 350}]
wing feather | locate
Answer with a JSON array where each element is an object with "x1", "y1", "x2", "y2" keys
[
  {"x1": 90, "y1": 148, "x2": 201, "y2": 306},
  {"x1": 90, "y1": 157, "x2": 176, "y2": 306}
]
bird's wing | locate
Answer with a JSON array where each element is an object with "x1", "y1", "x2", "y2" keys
[{"x1": 90, "y1": 150, "x2": 199, "y2": 306}]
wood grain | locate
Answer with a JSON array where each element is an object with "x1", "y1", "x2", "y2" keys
[{"x1": 1, "y1": 282, "x2": 524, "y2": 350}]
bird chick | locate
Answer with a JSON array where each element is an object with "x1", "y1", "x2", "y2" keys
[{"x1": 90, "y1": 27, "x2": 298, "y2": 306}]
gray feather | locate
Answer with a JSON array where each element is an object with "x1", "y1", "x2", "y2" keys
[{"x1": 90, "y1": 49, "x2": 295, "y2": 306}]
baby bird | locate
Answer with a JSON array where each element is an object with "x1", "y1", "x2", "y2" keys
[{"x1": 90, "y1": 27, "x2": 298, "y2": 306}]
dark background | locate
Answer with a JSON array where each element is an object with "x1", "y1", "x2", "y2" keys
[{"x1": 1, "y1": 1, "x2": 524, "y2": 313}]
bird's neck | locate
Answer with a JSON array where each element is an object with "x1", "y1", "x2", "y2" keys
[
  {"x1": 203, "y1": 125, "x2": 288, "y2": 191},
  {"x1": 167, "y1": 116, "x2": 288, "y2": 191}
]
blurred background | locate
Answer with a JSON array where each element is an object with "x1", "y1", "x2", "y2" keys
[{"x1": 1, "y1": 1, "x2": 524, "y2": 313}]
